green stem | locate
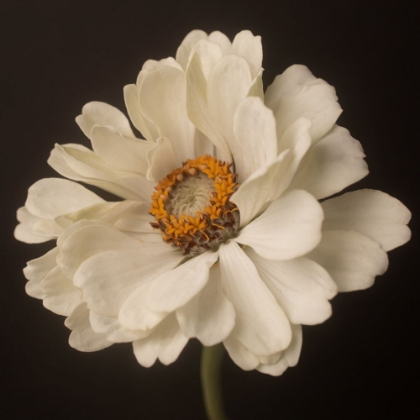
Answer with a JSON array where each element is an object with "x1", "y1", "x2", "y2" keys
[{"x1": 200, "y1": 344, "x2": 229, "y2": 420}]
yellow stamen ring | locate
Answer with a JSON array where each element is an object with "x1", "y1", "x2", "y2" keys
[{"x1": 149, "y1": 155, "x2": 240, "y2": 255}]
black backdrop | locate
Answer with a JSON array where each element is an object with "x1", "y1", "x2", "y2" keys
[{"x1": 1, "y1": 1, "x2": 418, "y2": 419}]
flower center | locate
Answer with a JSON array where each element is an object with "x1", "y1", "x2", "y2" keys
[{"x1": 149, "y1": 155, "x2": 240, "y2": 255}]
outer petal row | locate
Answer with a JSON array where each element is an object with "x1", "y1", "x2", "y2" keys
[{"x1": 238, "y1": 189, "x2": 324, "y2": 261}]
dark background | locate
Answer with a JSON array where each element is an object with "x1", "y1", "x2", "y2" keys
[{"x1": 1, "y1": 0, "x2": 418, "y2": 418}]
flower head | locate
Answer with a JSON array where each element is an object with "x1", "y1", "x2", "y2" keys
[{"x1": 15, "y1": 30, "x2": 411, "y2": 375}]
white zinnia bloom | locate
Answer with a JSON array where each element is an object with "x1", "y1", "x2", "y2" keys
[{"x1": 15, "y1": 30, "x2": 411, "y2": 375}]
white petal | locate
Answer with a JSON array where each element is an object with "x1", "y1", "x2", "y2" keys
[
  {"x1": 176, "y1": 263, "x2": 236, "y2": 346},
  {"x1": 231, "y1": 30, "x2": 262, "y2": 78},
  {"x1": 74, "y1": 246, "x2": 181, "y2": 317},
  {"x1": 141, "y1": 57, "x2": 183, "y2": 72},
  {"x1": 123, "y1": 84, "x2": 158, "y2": 142},
  {"x1": 322, "y1": 189, "x2": 411, "y2": 252},
  {"x1": 208, "y1": 31, "x2": 231, "y2": 54},
  {"x1": 208, "y1": 55, "x2": 253, "y2": 154},
  {"x1": 65, "y1": 304, "x2": 112, "y2": 352},
  {"x1": 231, "y1": 118, "x2": 311, "y2": 226},
  {"x1": 219, "y1": 241, "x2": 291, "y2": 355},
  {"x1": 238, "y1": 189, "x2": 323, "y2": 260},
  {"x1": 248, "y1": 68, "x2": 264, "y2": 100},
  {"x1": 89, "y1": 312, "x2": 149, "y2": 343},
  {"x1": 290, "y1": 125, "x2": 369, "y2": 199},
  {"x1": 176, "y1": 30, "x2": 208, "y2": 70},
  {"x1": 15, "y1": 207, "x2": 52, "y2": 243},
  {"x1": 308, "y1": 230, "x2": 389, "y2": 292},
  {"x1": 139, "y1": 64, "x2": 194, "y2": 163},
  {"x1": 186, "y1": 53, "x2": 231, "y2": 161},
  {"x1": 23, "y1": 247, "x2": 59, "y2": 299},
  {"x1": 147, "y1": 251, "x2": 219, "y2": 313},
  {"x1": 133, "y1": 314, "x2": 188, "y2": 367},
  {"x1": 223, "y1": 335, "x2": 260, "y2": 370},
  {"x1": 193, "y1": 128, "x2": 215, "y2": 158},
  {"x1": 76, "y1": 101, "x2": 135, "y2": 139},
  {"x1": 246, "y1": 248, "x2": 337, "y2": 325},
  {"x1": 41, "y1": 266, "x2": 82, "y2": 316},
  {"x1": 31, "y1": 218, "x2": 64, "y2": 238},
  {"x1": 58, "y1": 223, "x2": 148, "y2": 279},
  {"x1": 231, "y1": 97, "x2": 277, "y2": 182},
  {"x1": 189, "y1": 40, "x2": 223, "y2": 80},
  {"x1": 146, "y1": 137, "x2": 179, "y2": 182},
  {"x1": 118, "y1": 279, "x2": 169, "y2": 332},
  {"x1": 48, "y1": 143, "x2": 154, "y2": 200},
  {"x1": 25, "y1": 178, "x2": 103, "y2": 219},
  {"x1": 90, "y1": 125, "x2": 153, "y2": 174},
  {"x1": 265, "y1": 65, "x2": 342, "y2": 144},
  {"x1": 61, "y1": 200, "x2": 149, "y2": 228},
  {"x1": 257, "y1": 325, "x2": 303, "y2": 376}
]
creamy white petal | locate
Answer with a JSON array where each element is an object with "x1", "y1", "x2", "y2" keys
[
  {"x1": 231, "y1": 30, "x2": 262, "y2": 78},
  {"x1": 290, "y1": 125, "x2": 368, "y2": 199},
  {"x1": 176, "y1": 264, "x2": 235, "y2": 346},
  {"x1": 139, "y1": 64, "x2": 194, "y2": 163},
  {"x1": 231, "y1": 97, "x2": 277, "y2": 182},
  {"x1": 123, "y1": 84, "x2": 158, "y2": 142},
  {"x1": 111, "y1": 204, "x2": 155, "y2": 234},
  {"x1": 76, "y1": 101, "x2": 135, "y2": 139},
  {"x1": 246, "y1": 248, "x2": 337, "y2": 325},
  {"x1": 219, "y1": 241, "x2": 291, "y2": 355},
  {"x1": 257, "y1": 352, "x2": 283, "y2": 365},
  {"x1": 114, "y1": 217, "x2": 155, "y2": 236},
  {"x1": 208, "y1": 55, "x2": 253, "y2": 154},
  {"x1": 56, "y1": 221, "x2": 109, "y2": 255},
  {"x1": 193, "y1": 128, "x2": 215, "y2": 158},
  {"x1": 223, "y1": 335, "x2": 260, "y2": 370},
  {"x1": 186, "y1": 53, "x2": 232, "y2": 161},
  {"x1": 25, "y1": 178, "x2": 103, "y2": 219},
  {"x1": 31, "y1": 218, "x2": 64, "y2": 238},
  {"x1": 265, "y1": 65, "x2": 342, "y2": 144},
  {"x1": 141, "y1": 57, "x2": 183, "y2": 73},
  {"x1": 247, "y1": 68, "x2": 264, "y2": 100},
  {"x1": 89, "y1": 312, "x2": 150, "y2": 343},
  {"x1": 15, "y1": 207, "x2": 52, "y2": 243},
  {"x1": 65, "y1": 304, "x2": 112, "y2": 352},
  {"x1": 74, "y1": 246, "x2": 181, "y2": 317},
  {"x1": 176, "y1": 30, "x2": 208, "y2": 70},
  {"x1": 48, "y1": 143, "x2": 154, "y2": 200},
  {"x1": 41, "y1": 266, "x2": 82, "y2": 316},
  {"x1": 322, "y1": 189, "x2": 411, "y2": 252},
  {"x1": 118, "y1": 280, "x2": 169, "y2": 332},
  {"x1": 308, "y1": 230, "x2": 389, "y2": 292},
  {"x1": 133, "y1": 314, "x2": 188, "y2": 367},
  {"x1": 90, "y1": 125, "x2": 153, "y2": 174},
  {"x1": 231, "y1": 118, "x2": 311, "y2": 226},
  {"x1": 208, "y1": 31, "x2": 231, "y2": 54},
  {"x1": 189, "y1": 40, "x2": 223, "y2": 80},
  {"x1": 61, "y1": 200, "x2": 148, "y2": 228},
  {"x1": 23, "y1": 247, "x2": 59, "y2": 299},
  {"x1": 58, "y1": 223, "x2": 149, "y2": 279},
  {"x1": 238, "y1": 189, "x2": 323, "y2": 260},
  {"x1": 147, "y1": 251, "x2": 219, "y2": 313},
  {"x1": 146, "y1": 137, "x2": 179, "y2": 182},
  {"x1": 257, "y1": 325, "x2": 303, "y2": 376}
]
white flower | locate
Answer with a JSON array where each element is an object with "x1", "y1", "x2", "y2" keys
[{"x1": 15, "y1": 30, "x2": 411, "y2": 375}]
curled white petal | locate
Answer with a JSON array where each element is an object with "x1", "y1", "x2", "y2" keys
[
  {"x1": 321, "y1": 189, "x2": 411, "y2": 251},
  {"x1": 308, "y1": 230, "x2": 389, "y2": 292},
  {"x1": 238, "y1": 189, "x2": 323, "y2": 261},
  {"x1": 219, "y1": 241, "x2": 291, "y2": 356}
]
